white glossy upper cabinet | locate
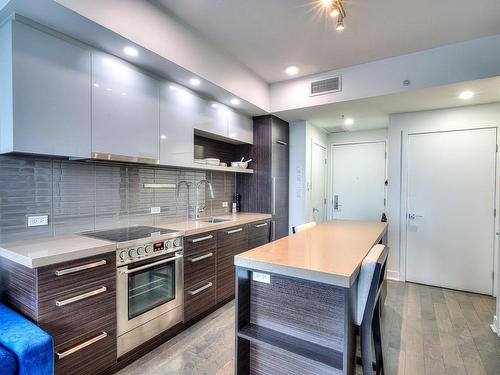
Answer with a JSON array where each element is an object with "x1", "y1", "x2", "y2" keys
[
  {"x1": 92, "y1": 51, "x2": 159, "y2": 162},
  {"x1": 159, "y1": 83, "x2": 201, "y2": 166},
  {"x1": 227, "y1": 109, "x2": 253, "y2": 144},
  {"x1": 193, "y1": 101, "x2": 228, "y2": 138},
  {"x1": 0, "y1": 20, "x2": 91, "y2": 157}
]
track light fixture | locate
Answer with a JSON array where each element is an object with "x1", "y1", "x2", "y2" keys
[{"x1": 323, "y1": 0, "x2": 346, "y2": 31}]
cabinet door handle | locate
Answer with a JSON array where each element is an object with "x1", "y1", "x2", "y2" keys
[
  {"x1": 225, "y1": 228, "x2": 243, "y2": 235},
  {"x1": 276, "y1": 140, "x2": 288, "y2": 146},
  {"x1": 188, "y1": 235, "x2": 214, "y2": 243},
  {"x1": 55, "y1": 286, "x2": 107, "y2": 307},
  {"x1": 188, "y1": 252, "x2": 213, "y2": 263},
  {"x1": 187, "y1": 282, "x2": 213, "y2": 296},
  {"x1": 54, "y1": 260, "x2": 107, "y2": 276},
  {"x1": 56, "y1": 331, "x2": 107, "y2": 359},
  {"x1": 255, "y1": 223, "x2": 268, "y2": 228}
]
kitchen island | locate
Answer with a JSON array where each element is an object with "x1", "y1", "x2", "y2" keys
[{"x1": 234, "y1": 220, "x2": 387, "y2": 375}]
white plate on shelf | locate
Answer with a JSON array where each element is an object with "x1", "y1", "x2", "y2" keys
[
  {"x1": 205, "y1": 158, "x2": 220, "y2": 166},
  {"x1": 194, "y1": 159, "x2": 207, "y2": 164}
]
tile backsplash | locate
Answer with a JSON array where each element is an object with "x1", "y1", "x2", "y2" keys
[{"x1": 0, "y1": 155, "x2": 236, "y2": 242}]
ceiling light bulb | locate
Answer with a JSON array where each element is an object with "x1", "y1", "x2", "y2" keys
[
  {"x1": 330, "y1": 6, "x2": 340, "y2": 17},
  {"x1": 285, "y1": 66, "x2": 299, "y2": 75},
  {"x1": 459, "y1": 90, "x2": 474, "y2": 100},
  {"x1": 230, "y1": 98, "x2": 240, "y2": 105},
  {"x1": 344, "y1": 118, "x2": 354, "y2": 126},
  {"x1": 336, "y1": 18, "x2": 345, "y2": 31},
  {"x1": 189, "y1": 78, "x2": 201, "y2": 86},
  {"x1": 123, "y1": 46, "x2": 138, "y2": 57},
  {"x1": 211, "y1": 103, "x2": 220, "y2": 108},
  {"x1": 321, "y1": 0, "x2": 334, "y2": 6}
]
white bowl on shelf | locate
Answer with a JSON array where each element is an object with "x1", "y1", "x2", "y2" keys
[{"x1": 231, "y1": 161, "x2": 248, "y2": 169}]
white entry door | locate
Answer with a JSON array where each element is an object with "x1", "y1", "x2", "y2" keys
[
  {"x1": 406, "y1": 128, "x2": 496, "y2": 295},
  {"x1": 311, "y1": 142, "x2": 327, "y2": 223},
  {"x1": 331, "y1": 142, "x2": 386, "y2": 221}
]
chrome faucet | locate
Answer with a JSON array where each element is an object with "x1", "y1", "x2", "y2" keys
[
  {"x1": 195, "y1": 179, "x2": 214, "y2": 220},
  {"x1": 177, "y1": 180, "x2": 193, "y2": 219}
]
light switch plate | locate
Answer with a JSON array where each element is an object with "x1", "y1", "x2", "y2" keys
[
  {"x1": 27, "y1": 215, "x2": 49, "y2": 227},
  {"x1": 252, "y1": 272, "x2": 271, "y2": 284},
  {"x1": 222, "y1": 202, "x2": 228, "y2": 208},
  {"x1": 150, "y1": 207, "x2": 161, "y2": 214}
]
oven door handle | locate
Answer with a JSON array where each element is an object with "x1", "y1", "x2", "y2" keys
[{"x1": 119, "y1": 254, "x2": 183, "y2": 275}]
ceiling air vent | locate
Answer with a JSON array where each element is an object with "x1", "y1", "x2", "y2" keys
[{"x1": 310, "y1": 75, "x2": 341, "y2": 96}]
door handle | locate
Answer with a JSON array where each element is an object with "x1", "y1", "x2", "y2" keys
[
  {"x1": 334, "y1": 195, "x2": 342, "y2": 210},
  {"x1": 408, "y1": 213, "x2": 424, "y2": 220}
]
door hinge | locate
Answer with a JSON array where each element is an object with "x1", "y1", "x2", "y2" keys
[
  {"x1": 492, "y1": 271, "x2": 495, "y2": 280},
  {"x1": 495, "y1": 208, "x2": 497, "y2": 217},
  {"x1": 384, "y1": 198, "x2": 386, "y2": 206},
  {"x1": 496, "y1": 144, "x2": 498, "y2": 153}
]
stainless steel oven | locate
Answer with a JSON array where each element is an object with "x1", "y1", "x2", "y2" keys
[
  {"x1": 117, "y1": 249, "x2": 183, "y2": 356},
  {"x1": 82, "y1": 226, "x2": 184, "y2": 357}
]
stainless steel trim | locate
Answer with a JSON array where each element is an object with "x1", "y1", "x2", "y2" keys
[
  {"x1": 255, "y1": 223, "x2": 268, "y2": 228},
  {"x1": 55, "y1": 260, "x2": 107, "y2": 277},
  {"x1": 276, "y1": 140, "x2": 288, "y2": 146},
  {"x1": 272, "y1": 176, "x2": 276, "y2": 215},
  {"x1": 55, "y1": 286, "x2": 107, "y2": 307},
  {"x1": 188, "y1": 234, "x2": 213, "y2": 243},
  {"x1": 119, "y1": 254, "x2": 183, "y2": 275},
  {"x1": 225, "y1": 228, "x2": 243, "y2": 235},
  {"x1": 188, "y1": 252, "x2": 213, "y2": 263},
  {"x1": 92, "y1": 152, "x2": 159, "y2": 165},
  {"x1": 271, "y1": 221, "x2": 276, "y2": 241},
  {"x1": 56, "y1": 331, "x2": 107, "y2": 359},
  {"x1": 187, "y1": 282, "x2": 213, "y2": 295}
]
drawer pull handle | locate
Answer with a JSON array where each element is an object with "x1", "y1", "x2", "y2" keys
[
  {"x1": 188, "y1": 282, "x2": 213, "y2": 296},
  {"x1": 55, "y1": 286, "x2": 107, "y2": 307},
  {"x1": 56, "y1": 331, "x2": 107, "y2": 359},
  {"x1": 225, "y1": 228, "x2": 243, "y2": 235},
  {"x1": 255, "y1": 223, "x2": 268, "y2": 228},
  {"x1": 188, "y1": 235, "x2": 214, "y2": 243},
  {"x1": 189, "y1": 252, "x2": 213, "y2": 263},
  {"x1": 276, "y1": 140, "x2": 288, "y2": 146},
  {"x1": 55, "y1": 260, "x2": 107, "y2": 276}
]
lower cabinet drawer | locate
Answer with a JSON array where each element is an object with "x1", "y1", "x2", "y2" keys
[
  {"x1": 184, "y1": 277, "x2": 216, "y2": 322},
  {"x1": 38, "y1": 278, "x2": 116, "y2": 348},
  {"x1": 248, "y1": 221, "x2": 271, "y2": 249},
  {"x1": 55, "y1": 324, "x2": 116, "y2": 375},
  {"x1": 184, "y1": 249, "x2": 216, "y2": 289}
]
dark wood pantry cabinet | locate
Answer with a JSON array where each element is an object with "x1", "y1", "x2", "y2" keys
[{"x1": 237, "y1": 115, "x2": 290, "y2": 240}]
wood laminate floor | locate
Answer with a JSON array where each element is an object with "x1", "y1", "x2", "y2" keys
[{"x1": 118, "y1": 281, "x2": 500, "y2": 375}]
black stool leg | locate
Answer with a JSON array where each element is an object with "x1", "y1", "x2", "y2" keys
[
  {"x1": 360, "y1": 321, "x2": 372, "y2": 375},
  {"x1": 372, "y1": 302, "x2": 384, "y2": 375}
]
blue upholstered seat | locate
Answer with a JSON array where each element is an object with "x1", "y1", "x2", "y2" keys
[
  {"x1": 0, "y1": 344, "x2": 17, "y2": 375},
  {"x1": 0, "y1": 304, "x2": 54, "y2": 375}
]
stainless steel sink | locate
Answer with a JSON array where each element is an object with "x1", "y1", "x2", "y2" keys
[{"x1": 203, "y1": 217, "x2": 230, "y2": 223}]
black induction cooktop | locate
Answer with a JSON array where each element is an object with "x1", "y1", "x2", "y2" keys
[{"x1": 82, "y1": 226, "x2": 180, "y2": 243}]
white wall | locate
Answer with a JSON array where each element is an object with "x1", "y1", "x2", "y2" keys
[
  {"x1": 270, "y1": 34, "x2": 500, "y2": 113},
  {"x1": 54, "y1": 0, "x2": 270, "y2": 111},
  {"x1": 289, "y1": 121, "x2": 328, "y2": 230}
]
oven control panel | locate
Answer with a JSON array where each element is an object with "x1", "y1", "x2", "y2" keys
[{"x1": 117, "y1": 237, "x2": 183, "y2": 265}]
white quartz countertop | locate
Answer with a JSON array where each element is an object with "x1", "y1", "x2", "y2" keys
[
  {"x1": 0, "y1": 213, "x2": 272, "y2": 268},
  {"x1": 235, "y1": 220, "x2": 387, "y2": 288}
]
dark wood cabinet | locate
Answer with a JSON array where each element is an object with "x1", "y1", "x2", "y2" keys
[
  {"x1": 0, "y1": 252, "x2": 117, "y2": 375},
  {"x1": 216, "y1": 225, "x2": 248, "y2": 303},
  {"x1": 247, "y1": 220, "x2": 271, "y2": 249},
  {"x1": 237, "y1": 115, "x2": 289, "y2": 240}
]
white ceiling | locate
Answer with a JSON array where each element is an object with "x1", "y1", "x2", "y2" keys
[
  {"x1": 274, "y1": 76, "x2": 500, "y2": 132},
  {"x1": 156, "y1": 0, "x2": 500, "y2": 83}
]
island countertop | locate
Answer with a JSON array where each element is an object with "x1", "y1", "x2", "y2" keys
[{"x1": 234, "y1": 219, "x2": 387, "y2": 287}]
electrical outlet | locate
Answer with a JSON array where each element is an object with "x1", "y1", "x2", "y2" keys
[
  {"x1": 252, "y1": 272, "x2": 271, "y2": 284},
  {"x1": 27, "y1": 215, "x2": 49, "y2": 227},
  {"x1": 222, "y1": 202, "x2": 228, "y2": 208},
  {"x1": 150, "y1": 207, "x2": 161, "y2": 214}
]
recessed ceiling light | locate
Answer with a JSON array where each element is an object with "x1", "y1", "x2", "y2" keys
[
  {"x1": 230, "y1": 98, "x2": 240, "y2": 105},
  {"x1": 459, "y1": 90, "x2": 474, "y2": 100},
  {"x1": 285, "y1": 66, "x2": 299, "y2": 76},
  {"x1": 344, "y1": 118, "x2": 354, "y2": 126},
  {"x1": 189, "y1": 78, "x2": 201, "y2": 86},
  {"x1": 211, "y1": 103, "x2": 220, "y2": 108},
  {"x1": 123, "y1": 46, "x2": 138, "y2": 57}
]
